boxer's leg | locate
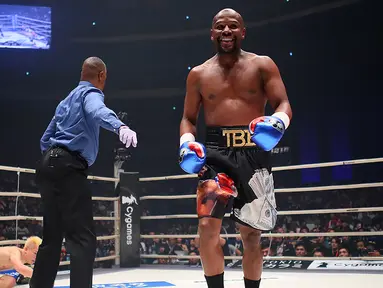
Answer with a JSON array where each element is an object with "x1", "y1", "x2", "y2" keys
[
  {"x1": 232, "y1": 148, "x2": 276, "y2": 288},
  {"x1": 238, "y1": 224, "x2": 262, "y2": 287},
  {"x1": 0, "y1": 275, "x2": 17, "y2": 288},
  {"x1": 198, "y1": 217, "x2": 224, "y2": 278},
  {"x1": 197, "y1": 173, "x2": 237, "y2": 288}
]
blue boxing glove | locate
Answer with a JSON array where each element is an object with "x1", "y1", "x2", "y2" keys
[
  {"x1": 249, "y1": 112, "x2": 290, "y2": 151},
  {"x1": 179, "y1": 133, "x2": 206, "y2": 174}
]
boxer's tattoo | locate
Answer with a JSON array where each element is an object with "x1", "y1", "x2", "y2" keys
[
  {"x1": 208, "y1": 94, "x2": 216, "y2": 100},
  {"x1": 248, "y1": 89, "x2": 257, "y2": 94}
]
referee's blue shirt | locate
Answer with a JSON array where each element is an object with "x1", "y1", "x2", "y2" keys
[{"x1": 40, "y1": 81, "x2": 125, "y2": 166}]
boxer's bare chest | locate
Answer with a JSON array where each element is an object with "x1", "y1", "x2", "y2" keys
[
  {"x1": 199, "y1": 59, "x2": 267, "y2": 126},
  {"x1": 0, "y1": 248, "x2": 18, "y2": 270},
  {"x1": 0, "y1": 255, "x2": 12, "y2": 270}
]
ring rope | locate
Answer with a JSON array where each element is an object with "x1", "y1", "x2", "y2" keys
[
  {"x1": 59, "y1": 255, "x2": 119, "y2": 266},
  {"x1": 0, "y1": 215, "x2": 119, "y2": 221},
  {"x1": 140, "y1": 206, "x2": 383, "y2": 220},
  {"x1": 0, "y1": 165, "x2": 118, "y2": 182},
  {"x1": 1, "y1": 157, "x2": 382, "y2": 267},
  {"x1": 0, "y1": 165, "x2": 120, "y2": 265},
  {"x1": 139, "y1": 182, "x2": 383, "y2": 201},
  {"x1": 140, "y1": 231, "x2": 383, "y2": 239},
  {"x1": 140, "y1": 254, "x2": 383, "y2": 261},
  {"x1": 0, "y1": 192, "x2": 119, "y2": 202},
  {"x1": 138, "y1": 157, "x2": 383, "y2": 182},
  {"x1": 0, "y1": 235, "x2": 119, "y2": 246}
]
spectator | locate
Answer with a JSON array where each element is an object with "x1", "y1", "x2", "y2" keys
[
  {"x1": 338, "y1": 246, "x2": 350, "y2": 257},
  {"x1": 295, "y1": 243, "x2": 307, "y2": 257}
]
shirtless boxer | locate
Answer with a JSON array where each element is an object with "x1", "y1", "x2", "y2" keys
[
  {"x1": 179, "y1": 8, "x2": 292, "y2": 288},
  {"x1": 0, "y1": 237, "x2": 41, "y2": 287}
]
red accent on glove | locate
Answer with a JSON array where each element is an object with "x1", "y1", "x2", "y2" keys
[
  {"x1": 188, "y1": 142, "x2": 205, "y2": 158},
  {"x1": 249, "y1": 117, "x2": 266, "y2": 133}
]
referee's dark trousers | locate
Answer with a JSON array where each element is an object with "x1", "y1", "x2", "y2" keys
[{"x1": 30, "y1": 146, "x2": 96, "y2": 288}]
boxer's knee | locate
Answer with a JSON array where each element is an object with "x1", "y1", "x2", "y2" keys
[
  {"x1": 198, "y1": 218, "x2": 222, "y2": 244},
  {"x1": 0, "y1": 276, "x2": 17, "y2": 288},
  {"x1": 240, "y1": 227, "x2": 262, "y2": 254}
]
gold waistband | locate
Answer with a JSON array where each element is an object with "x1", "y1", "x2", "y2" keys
[{"x1": 222, "y1": 128, "x2": 256, "y2": 148}]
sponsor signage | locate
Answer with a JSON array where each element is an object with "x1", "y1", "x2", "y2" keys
[
  {"x1": 308, "y1": 260, "x2": 383, "y2": 271},
  {"x1": 119, "y1": 172, "x2": 141, "y2": 267}
]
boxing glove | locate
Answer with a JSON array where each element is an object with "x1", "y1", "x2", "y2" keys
[
  {"x1": 249, "y1": 112, "x2": 290, "y2": 151},
  {"x1": 179, "y1": 133, "x2": 206, "y2": 174}
]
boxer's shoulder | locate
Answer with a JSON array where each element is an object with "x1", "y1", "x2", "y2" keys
[
  {"x1": 190, "y1": 58, "x2": 215, "y2": 74},
  {"x1": 253, "y1": 55, "x2": 278, "y2": 69},
  {"x1": 0, "y1": 246, "x2": 20, "y2": 263},
  {"x1": 241, "y1": 52, "x2": 273, "y2": 65},
  {"x1": 186, "y1": 61, "x2": 213, "y2": 87}
]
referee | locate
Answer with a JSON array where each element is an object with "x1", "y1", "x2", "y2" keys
[{"x1": 30, "y1": 57, "x2": 137, "y2": 288}]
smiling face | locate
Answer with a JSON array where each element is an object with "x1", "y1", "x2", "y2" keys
[{"x1": 211, "y1": 9, "x2": 246, "y2": 54}]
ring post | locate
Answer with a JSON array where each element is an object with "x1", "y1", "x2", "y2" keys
[{"x1": 119, "y1": 172, "x2": 141, "y2": 267}]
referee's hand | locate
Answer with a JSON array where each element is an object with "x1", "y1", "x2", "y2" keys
[{"x1": 119, "y1": 126, "x2": 138, "y2": 148}]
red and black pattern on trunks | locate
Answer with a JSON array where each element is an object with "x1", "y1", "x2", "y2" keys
[{"x1": 197, "y1": 172, "x2": 238, "y2": 219}]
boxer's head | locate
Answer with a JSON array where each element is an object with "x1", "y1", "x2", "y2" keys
[
  {"x1": 81, "y1": 57, "x2": 107, "y2": 91},
  {"x1": 211, "y1": 8, "x2": 246, "y2": 55},
  {"x1": 23, "y1": 236, "x2": 42, "y2": 264}
]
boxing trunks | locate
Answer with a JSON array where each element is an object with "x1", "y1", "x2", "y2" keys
[
  {"x1": 0, "y1": 269, "x2": 20, "y2": 280},
  {"x1": 197, "y1": 126, "x2": 277, "y2": 231}
]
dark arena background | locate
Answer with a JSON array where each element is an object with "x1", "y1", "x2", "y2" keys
[{"x1": 0, "y1": 0, "x2": 382, "y2": 287}]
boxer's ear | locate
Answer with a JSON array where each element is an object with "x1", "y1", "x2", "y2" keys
[{"x1": 242, "y1": 27, "x2": 246, "y2": 40}]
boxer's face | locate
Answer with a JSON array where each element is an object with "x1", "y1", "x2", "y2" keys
[
  {"x1": 211, "y1": 11, "x2": 245, "y2": 54},
  {"x1": 25, "y1": 246, "x2": 38, "y2": 264}
]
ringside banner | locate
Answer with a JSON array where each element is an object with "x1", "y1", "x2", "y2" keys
[
  {"x1": 308, "y1": 260, "x2": 383, "y2": 271},
  {"x1": 119, "y1": 172, "x2": 140, "y2": 267}
]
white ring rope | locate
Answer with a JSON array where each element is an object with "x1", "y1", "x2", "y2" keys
[
  {"x1": 0, "y1": 235, "x2": 119, "y2": 246},
  {"x1": 0, "y1": 192, "x2": 119, "y2": 201},
  {"x1": 140, "y1": 254, "x2": 383, "y2": 261},
  {"x1": 0, "y1": 165, "x2": 120, "y2": 264},
  {"x1": 1, "y1": 157, "x2": 382, "y2": 266},
  {"x1": 139, "y1": 182, "x2": 383, "y2": 201},
  {"x1": 138, "y1": 157, "x2": 383, "y2": 182},
  {"x1": 59, "y1": 255, "x2": 119, "y2": 266},
  {"x1": 0, "y1": 215, "x2": 118, "y2": 221},
  {"x1": 140, "y1": 231, "x2": 383, "y2": 239},
  {"x1": 0, "y1": 165, "x2": 119, "y2": 182},
  {"x1": 141, "y1": 207, "x2": 383, "y2": 220}
]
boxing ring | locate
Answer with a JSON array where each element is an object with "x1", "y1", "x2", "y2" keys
[
  {"x1": 0, "y1": 15, "x2": 50, "y2": 49},
  {"x1": 0, "y1": 157, "x2": 383, "y2": 287}
]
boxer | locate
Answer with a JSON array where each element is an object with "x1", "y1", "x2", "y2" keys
[
  {"x1": 179, "y1": 8, "x2": 292, "y2": 288},
  {"x1": 0, "y1": 237, "x2": 41, "y2": 287}
]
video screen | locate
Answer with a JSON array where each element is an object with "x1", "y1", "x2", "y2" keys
[{"x1": 0, "y1": 4, "x2": 51, "y2": 50}]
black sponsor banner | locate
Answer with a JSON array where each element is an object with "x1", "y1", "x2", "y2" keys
[
  {"x1": 263, "y1": 260, "x2": 311, "y2": 269},
  {"x1": 228, "y1": 260, "x2": 312, "y2": 270},
  {"x1": 119, "y1": 172, "x2": 140, "y2": 267}
]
